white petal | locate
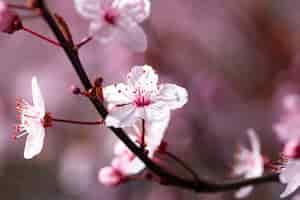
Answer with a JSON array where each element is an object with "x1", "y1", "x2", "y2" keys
[
  {"x1": 103, "y1": 83, "x2": 133, "y2": 105},
  {"x1": 74, "y1": 0, "x2": 100, "y2": 18},
  {"x1": 156, "y1": 84, "x2": 188, "y2": 110},
  {"x1": 105, "y1": 104, "x2": 142, "y2": 127},
  {"x1": 145, "y1": 111, "x2": 170, "y2": 149},
  {"x1": 145, "y1": 101, "x2": 170, "y2": 122},
  {"x1": 280, "y1": 160, "x2": 300, "y2": 184},
  {"x1": 280, "y1": 179, "x2": 300, "y2": 198},
  {"x1": 24, "y1": 124, "x2": 45, "y2": 159},
  {"x1": 32, "y1": 77, "x2": 45, "y2": 116},
  {"x1": 119, "y1": 0, "x2": 151, "y2": 23},
  {"x1": 235, "y1": 186, "x2": 254, "y2": 199},
  {"x1": 122, "y1": 157, "x2": 146, "y2": 175},
  {"x1": 90, "y1": 22, "x2": 118, "y2": 43},
  {"x1": 117, "y1": 23, "x2": 147, "y2": 52},
  {"x1": 127, "y1": 65, "x2": 158, "y2": 90},
  {"x1": 247, "y1": 129, "x2": 261, "y2": 155}
]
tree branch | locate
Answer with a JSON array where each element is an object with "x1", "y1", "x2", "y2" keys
[{"x1": 36, "y1": 0, "x2": 280, "y2": 193}]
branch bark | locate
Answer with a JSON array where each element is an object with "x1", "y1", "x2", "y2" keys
[{"x1": 36, "y1": 0, "x2": 280, "y2": 193}]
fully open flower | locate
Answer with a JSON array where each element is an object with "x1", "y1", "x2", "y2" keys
[
  {"x1": 74, "y1": 0, "x2": 150, "y2": 52},
  {"x1": 104, "y1": 65, "x2": 188, "y2": 130},
  {"x1": 15, "y1": 77, "x2": 50, "y2": 159},
  {"x1": 232, "y1": 129, "x2": 264, "y2": 198}
]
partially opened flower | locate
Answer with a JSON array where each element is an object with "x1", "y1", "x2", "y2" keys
[
  {"x1": 232, "y1": 129, "x2": 264, "y2": 198},
  {"x1": 0, "y1": 1, "x2": 20, "y2": 33},
  {"x1": 104, "y1": 65, "x2": 188, "y2": 130},
  {"x1": 15, "y1": 77, "x2": 50, "y2": 159},
  {"x1": 98, "y1": 120, "x2": 167, "y2": 187},
  {"x1": 74, "y1": 0, "x2": 150, "y2": 52}
]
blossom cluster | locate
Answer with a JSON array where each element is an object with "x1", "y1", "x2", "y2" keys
[{"x1": 4, "y1": 0, "x2": 300, "y2": 199}]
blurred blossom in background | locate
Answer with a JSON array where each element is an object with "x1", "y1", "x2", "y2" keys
[{"x1": 2, "y1": 0, "x2": 300, "y2": 199}]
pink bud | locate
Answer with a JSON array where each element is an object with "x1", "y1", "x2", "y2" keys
[
  {"x1": 98, "y1": 166, "x2": 123, "y2": 187},
  {"x1": 0, "y1": 2, "x2": 21, "y2": 33},
  {"x1": 283, "y1": 139, "x2": 300, "y2": 159}
]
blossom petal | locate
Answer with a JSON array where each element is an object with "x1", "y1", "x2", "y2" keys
[
  {"x1": 24, "y1": 124, "x2": 45, "y2": 159},
  {"x1": 145, "y1": 101, "x2": 170, "y2": 122},
  {"x1": 145, "y1": 111, "x2": 170, "y2": 149},
  {"x1": 280, "y1": 160, "x2": 300, "y2": 198},
  {"x1": 235, "y1": 186, "x2": 254, "y2": 199},
  {"x1": 127, "y1": 65, "x2": 158, "y2": 90},
  {"x1": 156, "y1": 84, "x2": 188, "y2": 110},
  {"x1": 117, "y1": 23, "x2": 147, "y2": 52},
  {"x1": 280, "y1": 178, "x2": 300, "y2": 198},
  {"x1": 32, "y1": 77, "x2": 45, "y2": 116},
  {"x1": 105, "y1": 104, "x2": 142, "y2": 127},
  {"x1": 280, "y1": 160, "x2": 300, "y2": 183},
  {"x1": 74, "y1": 0, "x2": 100, "y2": 18},
  {"x1": 247, "y1": 129, "x2": 261, "y2": 155},
  {"x1": 119, "y1": 0, "x2": 151, "y2": 23},
  {"x1": 122, "y1": 157, "x2": 146, "y2": 175},
  {"x1": 103, "y1": 83, "x2": 133, "y2": 105},
  {"x1": 90, "y1": 22, "x2": 118, "y2": 43}
]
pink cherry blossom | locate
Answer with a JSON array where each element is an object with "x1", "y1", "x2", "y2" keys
[
  {"x1": 98, "y1": 121, "x2": 167, "y2": 187},
  {"x1": 273, "y1": 94, "x2": 300, "y2": 142},
  {"x1": 74, "y1": 0, "x2": 150, "y2": 52},
  {"x1": 15, "y1": 77, "x2": 49, "y2": 159},
  {"x1": 0, "y1": 1, "x2": 19, "y2": 33},
  {"x1": 104, "y1": 65, "x2": 188, "y2": 129},
  {"x1": 232, "y1": 129, "x2": 264, "y2": 198}
]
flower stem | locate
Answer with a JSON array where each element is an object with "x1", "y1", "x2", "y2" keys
[
  {"x1": 52, "y1": 118, "x2": 103, "y2": 125},
  {"x1": 76, "y1": 36, "x2": 93, "y2": 49},
  {"x1": 141, "y1": 119, "x2": 146, "y2": 149},
  {"x1": 21, "y1": 25, "x2": 61, "y2": 47}
]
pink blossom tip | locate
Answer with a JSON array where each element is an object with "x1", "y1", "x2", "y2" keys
[{"x1": 98, "y1": 166, "x2": 124, "y2": 187}]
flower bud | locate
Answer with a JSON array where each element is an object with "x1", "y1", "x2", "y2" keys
[
  {"x1": 98, "y1": 166, "x2": 123, "y2": 187},
  {"x1": 70, "y1": 85, "x2": 81, "y2": 95},
  {"x1": 0, "y1": 2, "x2": 21, "y2": 34},
  {"x1": 283, "y1": 139, "x2": 300, "y2": 159}
]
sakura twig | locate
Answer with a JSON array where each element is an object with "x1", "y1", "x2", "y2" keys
[
  {"x1": 21, "y1": 25, "x2": 61, "y2": 47},
  {"x1": 37, "y1": 0, "x2": 280, "y2": 193}
]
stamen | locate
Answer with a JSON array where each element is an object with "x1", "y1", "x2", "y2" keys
[{"x1": 12, "y1": 129, "x2": 28, "y2": 140}]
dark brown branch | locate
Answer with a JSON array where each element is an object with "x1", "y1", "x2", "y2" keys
[{"x1": 36, "y1": 0, "x2": 280, "y2": 193}]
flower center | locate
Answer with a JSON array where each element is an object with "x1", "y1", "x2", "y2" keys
[
  {"x1": 103, "y1": 10, "x2": 118, "y2": 25},
  {"x1": 134, "y1": 96, "x2": 151, "y2": 107}
]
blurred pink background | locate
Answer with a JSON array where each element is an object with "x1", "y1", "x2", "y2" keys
[{"x1": 1, "y1": 0, "x2": 299, "y2": 199}]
